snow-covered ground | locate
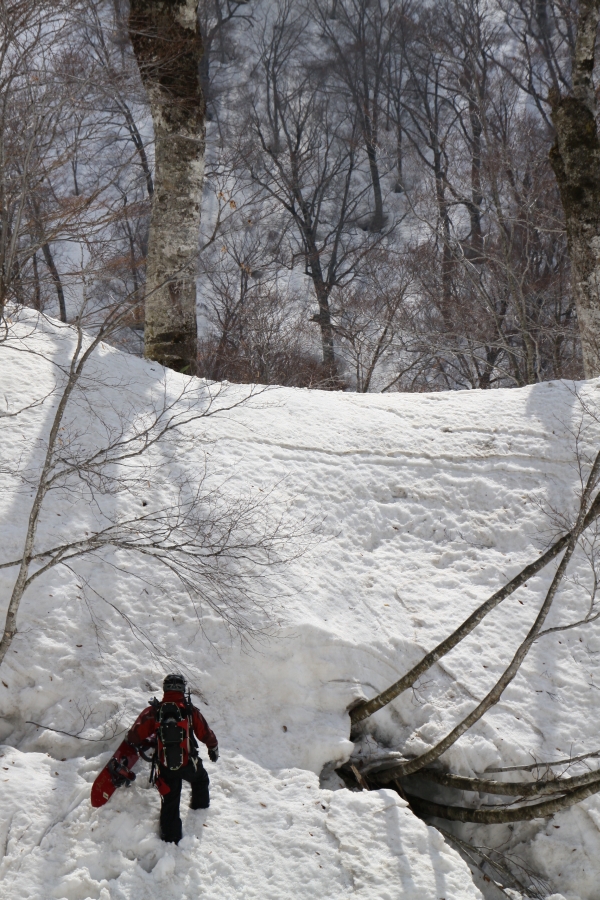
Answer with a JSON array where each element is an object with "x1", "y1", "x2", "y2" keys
[{"x1": 2, "y1": 313, "x2": 600, "y2": 899}]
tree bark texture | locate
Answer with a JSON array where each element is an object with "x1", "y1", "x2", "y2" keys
[
  {"x1": 549, "y1": 0, "x2": 600, "y2": 378},
  {"x1": 41, "y1": 242, "x2": 67, "y2": 323},
  {"x1": 128, "y1": 0, "x2": 205, "y2": 374}
]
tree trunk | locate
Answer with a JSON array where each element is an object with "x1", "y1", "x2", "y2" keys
[
  {"x1": 305, "y1": 241, "x2": 336, "y2": 373},
  {"x1": 313, "y1": 283, "x2": 336, "y2": 371},
  {"x1": 467, "y1": 93, "x2": 483, "y2": 257},
  {"x1": 366, "y1": 140, "x2": 385, "y2": 232},
  {"x1": 394, "y1": 116, "x2": 403, "y2": 193},
  {"x1": 128, "y1": 0, "x2": 205, "y2": 374},
  {"x1": 548, "y1": 0, "x2": 600, "y2": 378},
  {"x1": 32, "y1": 251, "x2": 41, "y2": 311},
  {"x1": 41, "y1": 242, "x2": 67, "y2": 323},
  {"x1": 434, "y1": 162, "x2": 454, "y2": 328}
]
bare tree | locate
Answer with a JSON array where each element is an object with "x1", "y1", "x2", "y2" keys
[
  {"x1": 387, "y1": 0, "x2": 579, "y2": 388},
  {"x1": 0, "y1": 1, "x2": 85, "y2": 319},
  {"x1": 0, "y1": 303, "x2": 306, "y2": 668},
  {"x1": 332, "y1": 249, "x2": 421, "y2": 391},
  {"x1": 197, "y1": 231, "x2": 325, "y2": 386},
  {"x1": 241, "y1": 1, "x2": 381, "y2": 382},
  {"x1": 311, "y1": 0, "x2": 396, "y2": 232},
  {"x1": 501, "y1": 0, "x2": 600, "y2": 378},
  {"x1": 80, "y1": 1, "x2": 155, "y2": 202},
  {"x1": 197, "y1": 0, "x2": 251, "y2": 117}
]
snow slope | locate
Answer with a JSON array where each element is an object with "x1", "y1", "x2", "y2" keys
[{"x1": 2, "y1": 312, "x2": 600, "y2": 898}]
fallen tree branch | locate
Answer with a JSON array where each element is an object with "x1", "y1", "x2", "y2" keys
[
  {"x1": 350, "y1": 491, "x2": 600, "y2": 727},
  {"x1": 371, "y1": 450, "x2": 600, "y2": 779},
  {"x1": 389, "y1": 765, "x2": 600, "y2": 797},
  {"x1": 349, "y1": 536, "x2": 563, "y2": 725},
  {"x1": 404, "y1": 776, "x2": 600, "y2": 823}
]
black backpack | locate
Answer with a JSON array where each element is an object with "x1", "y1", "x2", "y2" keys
[{"x1": 157, "y1": 701, "x2": 190, "y2": 771}]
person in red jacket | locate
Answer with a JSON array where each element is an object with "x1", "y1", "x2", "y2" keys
[{"x1": 128, "y1": 673, "x2": 219, "y2": 844}]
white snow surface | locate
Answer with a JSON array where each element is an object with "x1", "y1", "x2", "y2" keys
[{"x1": 2, "y1": 314, "x2": 600, "y2": 899}]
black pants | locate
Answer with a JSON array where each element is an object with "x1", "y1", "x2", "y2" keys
[{"x1": 159, "y1": 758, "x2": 210, "y2": 843}]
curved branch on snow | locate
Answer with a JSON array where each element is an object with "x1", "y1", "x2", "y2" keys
[
  {"x1": 382, "y1": 461, "x2": 598, "y2": 779},
  {"x1": 350, "y1": 487, "x2": 600, "y2": 728},
  {"x1": 404, "y1": 776, "x2": 600, "y2": 823},
  {"x1": 377, "y1": 765, "x2": 600, "y2": 797}
]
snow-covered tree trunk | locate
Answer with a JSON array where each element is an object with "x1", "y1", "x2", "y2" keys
[
  {"x1": 128, "y1": 0, "x2": 205, "y2": 374},
  {"x1": 549, "y1": 0, "x2": 600, "y2": 379}
]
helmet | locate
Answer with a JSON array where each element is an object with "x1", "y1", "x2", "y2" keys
[{"x1": 163, "y1": 673, "x2": 186, "y2": 693}]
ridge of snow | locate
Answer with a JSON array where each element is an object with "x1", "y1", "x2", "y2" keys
[{"x1": 2, "y1": 313, "x2": 600, "y2": 897}]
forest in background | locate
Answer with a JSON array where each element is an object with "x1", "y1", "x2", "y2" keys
[{"x1": 1, "y1": 0, "x2": 595, "y2": 391}]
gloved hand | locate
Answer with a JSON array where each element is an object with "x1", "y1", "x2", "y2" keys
[{"x1": 208, "y1": 745, "x2": 219, "y2": 763}]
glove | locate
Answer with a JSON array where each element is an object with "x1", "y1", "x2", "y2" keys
[{"x1": 208, "y1": 745, "x2": 219, "y2": 763}]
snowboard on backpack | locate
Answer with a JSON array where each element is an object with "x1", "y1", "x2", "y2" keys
[{"x1": 91, "y1": 740, "x2": 140, "y2": 808}]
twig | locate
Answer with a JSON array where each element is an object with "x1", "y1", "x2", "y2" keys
[
  {"x1": 436, "y1": 825, "x2": 549, "y2": 899},
  {"x1": 485, "y1": 747, "x2": 600, "y2": 774},
  {"x1": 350, "y1": 763, "x2": 370, "y2": 790},
  {"x1": 26, "y1": 721, "x2": 127, "y2": 742}
]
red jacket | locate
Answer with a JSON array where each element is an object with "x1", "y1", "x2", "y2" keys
[{"x1": 127, "y1": 690, "x2": 218, "y2": 752}]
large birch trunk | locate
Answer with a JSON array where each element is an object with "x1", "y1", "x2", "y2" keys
[
  {"x1": 549, "y1": 0, "x2": 600, "y2": 379},
  {"x1": 128, "y1": 0, "x2": 205, "y2": 374}
]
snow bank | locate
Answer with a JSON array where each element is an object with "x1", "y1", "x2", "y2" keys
[
  {"x1": 2, "y1": 313, "x2": 600, "y2": 898},
  {"x1": 0, "y1": 747, "x2": 478, "y2": 899}
]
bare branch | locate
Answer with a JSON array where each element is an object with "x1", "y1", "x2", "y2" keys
[{"x1": 404, "y1": 777, "x2": 600, "y2": 823}]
